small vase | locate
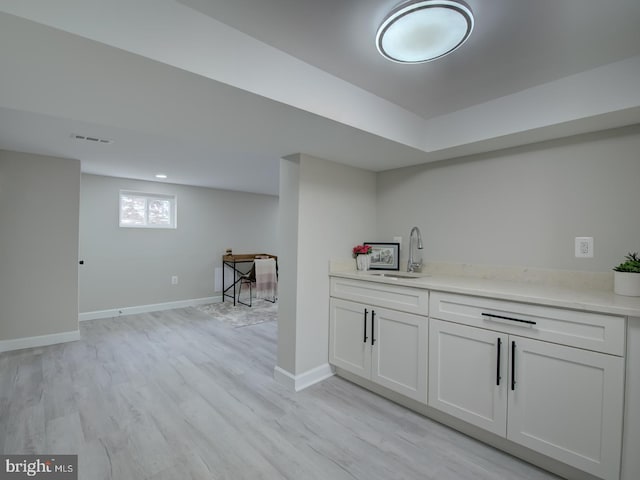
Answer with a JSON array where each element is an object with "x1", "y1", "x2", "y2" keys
[
  {"x1": 356, "y1": 254, "x2": 371, "y2": 271},
  {"x1": 614, "y1": 272, "x2": 640, "y2": 296}
]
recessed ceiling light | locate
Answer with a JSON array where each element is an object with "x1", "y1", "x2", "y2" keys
[
  {"x1": 155, "y1": 174, "x2": 168, "y2": 179},
  {"x1": 376, "y1": 0, "x2": 474, "y2": 64}
]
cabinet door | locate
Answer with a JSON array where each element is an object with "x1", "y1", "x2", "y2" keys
[
  {"x1": 329, "y1": 298, "x2": 371, "y2": 379},
  {"x1": 370, "y1": 307, "x2": 427, "y2": 402},
  {"x1": 428, "y1": 319, "x2": 508, "y2": 436},
  {"x1": 508, "y1": 336, "x2": 624, "y2": 480}
]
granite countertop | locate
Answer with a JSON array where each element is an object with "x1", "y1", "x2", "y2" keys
[{"x1": 330, "y1": 270, "x2": 640, "y2": 317}]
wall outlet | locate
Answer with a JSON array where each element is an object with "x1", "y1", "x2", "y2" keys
[
  {"x1": 171, "y1": 275, "x2": 179, "y2": 285},
  {"x1": 575, "y1": 237, "x2": 594, "y2": 258}
]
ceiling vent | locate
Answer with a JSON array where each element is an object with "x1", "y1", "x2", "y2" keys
[{"x1": 71, "y1": 133, "x2": 114, "y2": 144}]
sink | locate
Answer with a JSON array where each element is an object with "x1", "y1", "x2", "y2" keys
[{"x1": 369, "y1": 272, "x2": 430, "y2": 280}]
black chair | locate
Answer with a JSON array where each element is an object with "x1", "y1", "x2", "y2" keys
[{"x1": 237, "y1": 264, "x2": 255, "y2": 307}]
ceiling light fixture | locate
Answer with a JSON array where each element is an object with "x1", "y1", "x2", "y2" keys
[
  {"x1": 376, "y1": 0, "x2": 474, "y2": 64},
  {"x1": 155, "y1": 174, "x2": 168, "y2": 179}
]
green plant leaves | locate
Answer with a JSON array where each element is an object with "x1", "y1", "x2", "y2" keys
[{"x1": 613, "y1": 252, "x2": 640, "y2": 273}]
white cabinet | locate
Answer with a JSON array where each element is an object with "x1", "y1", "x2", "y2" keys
[
  {"x1": 330, "y1": 277, "x2": 428, "y2": 315},
  {"x1": 329, "y1": 297, "x2": 370, "y2": 378},
  {"x1": 508, "y1": 336, "x2": 624, "y2": 480},
  {"x1": 371, "y1": 306, "x2": 427, "y2": 400},
  {"x1": 330, "y1": 297, "x2": 427, "y2": 402},
  {"x1": 328, "y1": 276, "x2": 631, "y2": 480},
  {"x1": 429, "y1": 291, "x2": 625, "y2": 355},
  {"x1": 429, "y1": 319, "x2": 508, "y2": 436},
  {"x1": 429, "y1": 292, "x2": 626, "y2": 480}
]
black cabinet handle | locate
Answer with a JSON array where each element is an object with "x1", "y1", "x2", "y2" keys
[
  {"x1": 371, "y1": 310, "x2": 376, "y2": 346},
  {"x1": 511, "y1": 341, "x2": 516, "y2": 391},
  {"x1": 482, "y1": 312, "x2": 536, "y2": 326},
  {"x1": 363, "y1": 309, "x2": 368, "y2": 343},
  {"x1": 496, "y1": 338, "x2": 502, "y2": 386}
]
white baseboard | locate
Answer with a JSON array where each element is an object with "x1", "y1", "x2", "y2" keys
[
  {"x1": 274, "y1": 363, "x2": 335, "y2": 392},
  {"x1": 0, "y1": 330, "x2": 80, "y2": 354},
  {"x1": 79, "y1": 295, "x2": 222, "y2": 321}
]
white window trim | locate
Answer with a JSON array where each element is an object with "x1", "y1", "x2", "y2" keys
[{"x1": 119, "y1": 190, "x2": 177, "y2": 229}]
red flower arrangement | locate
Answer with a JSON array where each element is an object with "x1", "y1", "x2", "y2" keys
[{"x1": 352, "y1": 244, "x2": 372, "y2": 257}]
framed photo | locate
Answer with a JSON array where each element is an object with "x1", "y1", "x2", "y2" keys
[{"x1": 364, "y1": 242, "x2": 400, "y2": 270}]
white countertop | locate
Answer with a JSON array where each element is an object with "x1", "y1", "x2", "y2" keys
[{"x1": 330, "y1": 270, "x2": 640, "y2": 317}]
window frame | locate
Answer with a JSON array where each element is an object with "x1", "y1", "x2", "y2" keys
[{"x1": 118, "y1": 190, "x2": 177, "y2": 229}]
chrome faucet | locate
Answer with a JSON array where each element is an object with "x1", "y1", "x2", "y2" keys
[{"x1": 407, "y1": 226, "x2": 424, "y2": 273}]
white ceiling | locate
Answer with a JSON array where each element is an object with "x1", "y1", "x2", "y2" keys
[
  {"x1": 182, "y1": 0, "x2": 640, "y2": 120},
  {"x1": 1, "y1": 0, "x2": 639, "y2": 195}
]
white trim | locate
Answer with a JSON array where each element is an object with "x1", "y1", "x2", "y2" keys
[
  {"x1": 273, "y1": 363, "x2": 335, "y2": 392},
  {"x1": 273, "y1": 366, "x2": 296, "y2": 390},
  {"x1": 79, "y1": 296, "x2": 221, "y2": 321},
  {"x1": 0, "y1": 330, "x2": 80, "y2": 354}
]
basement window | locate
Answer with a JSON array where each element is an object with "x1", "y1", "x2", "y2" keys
[{"x1": 119, "y1": 191, "x2": 177, "y2": 229}]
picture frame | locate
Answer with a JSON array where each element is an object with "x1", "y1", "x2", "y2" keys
[{"x1": 364, "y1": 242, "x2": 400, "y2": 270}]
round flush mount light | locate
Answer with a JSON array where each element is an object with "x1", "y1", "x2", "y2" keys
[
  {"x1": 376, "y1": 0, "x2": 474, "y2": 64},
  {"x1": 155, "y1": 173, "x2": 168, "y2": 179}
]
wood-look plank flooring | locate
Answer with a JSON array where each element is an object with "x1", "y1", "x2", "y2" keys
[{"x1": 0, "y1": 308, "x2": 560, "y2": 479}]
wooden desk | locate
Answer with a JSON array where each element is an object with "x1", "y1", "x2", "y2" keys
[{"x1": 222, "y1": 253, "x2": 278, "y2": 306}]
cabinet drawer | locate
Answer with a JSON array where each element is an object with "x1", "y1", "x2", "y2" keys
[
  {"x1": 330, "y1": 277, "x2": 428, "y2": 315},
  {"x1": 430, "y1": 292, "x2": 625, "y2": 356}
]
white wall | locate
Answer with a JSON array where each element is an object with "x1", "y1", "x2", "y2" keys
[
  {"x1": 377, "y1": 125, "x2": 640, "y2": 273},
  {"x1": 277, "y1": 154, "x2": 377, "y2": 379},
  {"x1": 277, "y1": 157, "x2": 300, "y2": 374},
  {"x1": 79, "y1": 174, "x2": 278, "y2": 312},
  {"x1": 0, "y1": 150, "x2": 80, "y2": 341}
]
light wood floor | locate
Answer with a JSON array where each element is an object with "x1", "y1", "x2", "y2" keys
[{"x1": 0, "y1": 308, "x2": 560, "y2": 479}]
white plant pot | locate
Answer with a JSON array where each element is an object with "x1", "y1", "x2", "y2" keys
[{"x1": 614, "y1": 271, "x2": 640, "y2": 296}]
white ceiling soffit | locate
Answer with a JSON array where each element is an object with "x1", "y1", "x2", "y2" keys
[
  {"x1": 3, "y1": 0, "x2": 640, "y2": 155},
  {"x1": 0, "y1": 0, "x2": 640, "y2": 194},
  {"x1": 0, "y1": 13, "x2": 432, "y2": 195},
  {"x1": 179, "y1": 0, "x2": 640, "y2": 121},
  {"x1": 0, "y1": 0, "x2": 425, "y2": 151}
]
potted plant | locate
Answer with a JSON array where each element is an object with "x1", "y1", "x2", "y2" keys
[
  {"x1": 353, "y1": 244, "x2": 372, "y2": 271},
  {"x1": 613, "y1": 252, "x2": 640, "y2": 296}
]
